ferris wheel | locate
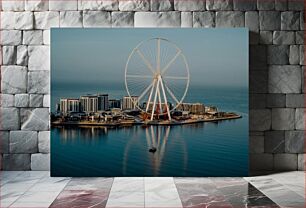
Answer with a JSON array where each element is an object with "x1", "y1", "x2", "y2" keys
[{"x1": 125, "y1": 38, "x2": 190, "y2": 121}]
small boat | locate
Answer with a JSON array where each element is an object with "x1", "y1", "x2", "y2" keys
[{"x1": 149, "y1": 147, "x2": 157, "y2": 153}]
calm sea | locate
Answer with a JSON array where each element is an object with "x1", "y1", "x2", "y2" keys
[{"x1": 51, "y1": 83, "x2": 249, "y2": 176}]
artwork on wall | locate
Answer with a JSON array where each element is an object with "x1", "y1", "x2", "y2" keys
[{"x1": 51, "y1": 28, "x2": 249, "y2": 177}]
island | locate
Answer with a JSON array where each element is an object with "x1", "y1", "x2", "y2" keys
[{"x1": 51, "y1": 93, "x2": 242, "y2": 127}]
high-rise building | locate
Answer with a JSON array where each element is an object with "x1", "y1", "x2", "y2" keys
[
  {"x1": 60, "y1": 99, "x2": 68, "y2": 114},
  {"x1": 80, "y1": 95, "x2": 98, "y2": 113},
  {"x1": 109, "y1": 99, "x2": 121, "y2": 109},
  {"x1": 97, "y1": 94, "x2": 109, "y2": 111},
  {"x1": 60, "y1": 98, "x2": 80, "y2": 115},
  {"x1": 122, "y1": 96, "x2": 139, "y2": 110}
]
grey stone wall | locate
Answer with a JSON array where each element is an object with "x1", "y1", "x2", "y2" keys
[{"x1": 0, "y1": 0, "x2": 304, "y2": 171}]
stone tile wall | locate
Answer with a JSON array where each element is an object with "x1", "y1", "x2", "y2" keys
[{"x1": 0, "y1": 0, "x2": 304, "y2": 171}]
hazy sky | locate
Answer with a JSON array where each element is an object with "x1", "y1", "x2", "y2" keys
[{"x1": 51, "y1": 28, "x2": 248, "y2": 88}]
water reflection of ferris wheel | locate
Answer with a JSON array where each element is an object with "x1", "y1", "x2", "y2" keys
[{"x1": 122, "y1": 126, "x2": 188, "y2": 176}]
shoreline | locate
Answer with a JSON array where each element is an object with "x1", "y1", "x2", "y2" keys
[{"x1": 51, "y1": 115, "x2": 242, "y2": 127}]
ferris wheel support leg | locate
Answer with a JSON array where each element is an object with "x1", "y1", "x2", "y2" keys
[
  {"x1": 157, "y1": 83, "x2": 163, "y2": 114},
  {"x1": 146, "y1": 80, "x2": 156, "y2": 113},
  {"x1": 151, "y1": 79, "x2": 159, "y2": 121},
  {"x1": 159, "y1": 77, "x2": 171, "y2": 121}
]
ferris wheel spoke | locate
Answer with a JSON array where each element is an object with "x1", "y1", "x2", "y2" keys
[
  {"x1": 126, "y1": 74, "x2": 153, "y2": 79},
  {"x1": 136, "y1": 49, "x2": 155, "y2": 74},
  {"x1": 163, "y1": 81, "x2": 180, "y2": 105},
  {"x1": 156, "y1": 38, "x2": 161, "y2": 73},
  {"x1": 163, "y1": 76, "x2": 188, "y2": 80},
  {"x1": 161, "y1": 50, "x2": 181, "y2": 75},
  {"x1": 138, "y1": 80, "x2": 154, "y2": 103}
]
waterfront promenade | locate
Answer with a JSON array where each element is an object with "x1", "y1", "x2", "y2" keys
[{"x1": 52, "y1": 114, "x2": 242, "y2": 127}]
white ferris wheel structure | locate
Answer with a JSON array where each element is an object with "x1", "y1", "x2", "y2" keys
[{"x1": 125, "y1": 38, "x2": 190, "y2": 121}]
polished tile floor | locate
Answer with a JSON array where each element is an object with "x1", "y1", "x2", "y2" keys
[{"x1": 1, "y1": 171, "x2": 305, "y2": 208}]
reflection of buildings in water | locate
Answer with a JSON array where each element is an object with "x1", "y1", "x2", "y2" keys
[
  {"x1": 123, "y1": 126, "x2": 188, "y2": 176},
  {"x1": 58, "y1": 127, "x2": 78, "y2": 141},
  {"x1": 121, "y1": 126, "x2": 139, "y2": 134},
  {"x1": 79, "y1": 127, "x2": 108, "y2": 138},
  {"x1": 57, "y1": 127, "x2": 109, "y2": 144}
]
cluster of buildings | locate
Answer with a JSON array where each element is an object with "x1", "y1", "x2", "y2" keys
[
  {"x1": 56, "y1": 93, "x2": 218, "y2": 118},
  {"x1": 57, "y1": 94, "x2": 139, "y2": 116},
  {"x1": 176, "y1": 103, "x2": 218, "y2": 115}
]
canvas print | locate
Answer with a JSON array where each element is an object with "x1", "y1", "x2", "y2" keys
[{"x1": 51, "y1": 28, "x2": 249, "y2": 177}]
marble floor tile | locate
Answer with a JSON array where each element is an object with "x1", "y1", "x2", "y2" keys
[
  {"x1": 211, "y1": 177, "x2": 248, "y2": 189},
  {"x1": 144, "y1": 177, "x2": 177, "y2": 192},
  {"x1": 9, "y1": 201, "x2": 51, "y2": 208},
  {"x1": 16, "y1": 171, "x2": 48, "y2": 179},
  {"x1": 246, "y1": 176, "x2": 305, "y2": 208},
  {"x1": 181, "y1": 196, "x2": 231, "y2": 208},
  {"x1": 10, "y1": 190, "x2": 61, "y2": 202},
  {"x1": 174, "y1": 177, "x2": 214, "y2": 184},
  {"x1": 1, "y1": 194, "x2": 22, "y2": 208},
  {"x1": 216, "y1": 180, "x2": 279, "y2": 208},
  {"x1": 1, "y1": 171, "x2": 24, "y2": 179},
  {"x1": 106, "y1": 191, "x2": 144, "y2": 208},
  {"x1": 65, "y1": 177, "x2": 113, "y2": 191},
  {"x1": 175, "y1": 178, "x2": 232, "y2": 208},
  {"x1": 50, "y1": 178, "x2": 114, "y2": 208},
  {"x1": 50, "y1": 190, "x2": 109, "y2": 208},
  {"x1": 1, "y1": 179, "x2": 40, "y2": 207},
  {"x1": 0, "y1": 171, "x2": 24, "y2": 186},
  {"x1": 176, "y1": 183, "x2": 221, "y2": 198},
  {"x1": 175, "y1": 177, "x2": 281, "y2": 208},
  {"x1": 8, "y1": 171, "x2": 48, "y2": 184},
  {"x1": 1, "y1": 173, "x2": 67, "y2": 207},
  {"x1": 0, "y1": 171, "x2": 304, "y2": 208},
  {"x1": 268, "y1": 171, "x2": 305, "y2": 198},
  {"x1": 111, "y1": 177, "x2": 144, "y2": 192},
  {"x1": 115, "y1": 177, "x2": 144, "y2": 181},
  {"x1": 245, "y1": 184, "x2": 280, "y2": 208},
  {"x1": 145, "y1": 177, "x2": 175, "y2": 182},
  {"x1": 1, "y1": 181, "x2": 37, "y2": 197},
  {"x1": 9, "y1": 191, "x2": 61, "y2": 208},
  {"x1": 145, "y1": 189, "x2": 183, "y2": 208},
  {"x1": 144, "y1": 177, "x2": 182, "y2": 207},
  {"x1": 27, "y1": 176, "x2": 71, "y2": 192}
]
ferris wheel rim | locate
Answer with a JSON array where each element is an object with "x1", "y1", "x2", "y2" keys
[{"x1": 124, "y1": 37, "x2": 190, "y2": 113}]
